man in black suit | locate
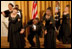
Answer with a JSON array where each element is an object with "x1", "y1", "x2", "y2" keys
[
  {"x1": 20, "y1": 18, "x2": 43, "y2": 48},
  {"x1": 15, "y1": 5, "x2": 22, "y2": 19}
]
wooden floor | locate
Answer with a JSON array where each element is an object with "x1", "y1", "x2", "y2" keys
[{"x1": 1, "y1": 37, "x2": 71, "y2": 48}]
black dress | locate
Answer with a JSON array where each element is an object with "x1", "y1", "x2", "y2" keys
[
  {"x1": 2, "y1": 10, "x2": 25, "y2": 48},
  {"x1": 2, "y1": 10, "x2": 12, "y2": 42},
  {"x1": 55, "y1": 12, "x2": 60, "y2": 30},
  {"x1": 8, "y1": 14, "x2": 22, "y2": 48},
  {"x1": 18, "y1": 9, "x2": 26, "y2": 47},
  {"x1": 43, "y1": 16, "x2": 56, "y2": 48},
  {"x1": 54, "y1": 12, "x2": 61, "y2": 41},
  {"x1": 4, "y1": 10, "x2": 12, "y2": 17},
  {"x1": 61, "y1": 14, "x2": 71, "y2": 44}
]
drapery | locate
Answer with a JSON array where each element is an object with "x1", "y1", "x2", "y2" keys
[{"x1": 15, "y1": 1, "x2": 71, "y2": 36}]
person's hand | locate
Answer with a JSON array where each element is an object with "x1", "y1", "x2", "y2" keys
[
  {"x1": 64, "y1": 12, "x2": 67, "y2": 15},
  {"x1": 60, "y1": 20, "x2": 62, "y2": 24},
  {"x1": 50, "y1": 22, "x2": 52, "y2": 24},
  {"x1": 1, "y1": 12, "x2": 5, "y2": 16},
  {"x1": 45, "y1": 30, "x2": 47, "y2": 35},
  {"x1": 18, "y1": 19, "x2": 21, "y2": 22},
  {"x1": 20, "y1": 29, "x2": 25, "y2": 34}
]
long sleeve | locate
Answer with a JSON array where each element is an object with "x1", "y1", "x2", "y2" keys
[
  {"x1": 62, "y1": 14, "x2": 70, "y2": 24},
  {"x1": 20, "y1": 10, "x2": 22, "y2": 19},
  {"x1": 41, "y1": 13, "x2": 47, "y2": 30},
  {"x1": 15, "y1": 15, "x2": 23, "y2": 32},
  {"x1": 67, "y1": 14, "x2": 70, "y2": 24},
  {"x1": 24, "y1": 19, "x2": 33, "y2": 29},
  {"x1": 4, "y1": 10, "x2": 11, "y2": 17},
  {"x1": 50, "y1": 16, "x2": 55, "y2": 30},
  {"x1": 41, "y1": 13, "x2": 46, "y2": 22}
]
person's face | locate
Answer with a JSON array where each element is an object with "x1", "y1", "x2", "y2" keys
[
  {"x1": 56, "y1": 1, "x2": 59, "y2": 5},
  {"x1": 64, "y1": 7, "x2": 69, "y2": 12},
  {"x1": 55, "y1": 8, "x2": 58, "y2": 14},
  {"x1": 33, "y1": 19, "x2": 38, "y2": 24},
  {"x1": 46, "y1": 10, "x2": 51, "y2": 15},
  {"x1": 15, "y1": 6, "x2": 19, "y2": 9},
  {"x1": 13, "y1": 9, "x2": 18, "y2": 14},
  {"x1": 8, "y1": 4, "x2": 13, "y2": 9}
]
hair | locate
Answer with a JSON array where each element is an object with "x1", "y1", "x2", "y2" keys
[
  {"x1": 13, "y1": 8, "x2": 18, "y2": 11},
  {"x1": 46, "y1": 7, "x2": 52, "y2": 16},
  {"x1": 9, "y1": 3, "x2": 14, "y2": 7},
  {"x1": 66, "y1": 5, "x2": 70, "y2": 8},
  {"x1": 47, "y1": 7, "x2": 52, "y2": 11},
  {"x1": 33, "y1": 18, "x2": 39, "y2": 22},
  {"x1": 35, "y1": 18, "x2": 39, "y2": 21},
  {"x1": 15, "y1": 5, "x2": 19, "y2": 6}
]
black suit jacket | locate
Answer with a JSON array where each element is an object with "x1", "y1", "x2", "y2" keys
[{"x1": 24, "y1": 19, "x2": 43, "y2": 36}]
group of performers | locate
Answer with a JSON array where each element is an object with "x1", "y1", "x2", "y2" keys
[{"x1": 1, "y1": 3, "x2": 71, "y2": 48}]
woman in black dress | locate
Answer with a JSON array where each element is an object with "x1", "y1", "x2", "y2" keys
[
  {"x1": 8, "y1": 8, "x2": 23, "y2": 48},
  {"x1": 1, "y1": 3, "x2": 14, "y2": 42},
  {"x1": 43, "y1": 7, "x2": 56, "y2": 48},
  {"x1": 1, "y1": 3, "x2": 25, "y2": 48},
  {"x1": 54, "y1": 6, "x2": 60, "y2": 42},
  {"x1": 15, "y1": 5, "x2": 26, "y2": 48},
  {"x1": 61, "y1": 5, "x2": 71, "y2": 44},
  {"x1": 1, "y1": 3, "x2": 14, "y2": 17}
]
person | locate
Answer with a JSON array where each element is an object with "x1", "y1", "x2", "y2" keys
[
  {"x1": 55, "y1": 1, "x2": 60, "y2": 11},
  {"x1": 15, "y1": 5, "x2": 22, "y2": 18},
  {"x1": 8, "y1": 8, "x2": 24, "y2": 48},
  {"x1": 15, "y1": 5, "x2": 26, "y2": 47},
  {"x1": 54, "y1": 1, "x2": 60, "y2": 31},
  {"x1": 54, "y1": 2, "x2": 60, "y2": 42},
  {"x1": 42, "y1": 7, "x2": 56, "y2": 48},
  {"x1": 1, "y1": 3, "x2": 14, "y2": 17},
  {"x1": 1, "y1": 3, "x2": 14, "y2": 45},
  {"x1": 20, "y1": 18, "x2": 43, "y2": 48},
  {"x1": 60, "y1": 5, "x2": 71, "y2": 44},
  {"x1": 1, "y1": 3, "x2": 14, "y2": 41}
]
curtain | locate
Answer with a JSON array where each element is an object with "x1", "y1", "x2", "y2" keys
[{"x1": 15, "y1": 1, "x2": 71, "y2": 37}]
